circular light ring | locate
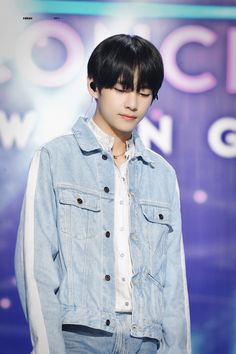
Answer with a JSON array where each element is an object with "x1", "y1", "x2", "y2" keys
[{"x1": 16, "y1": 20, "x2": 84, "y2": 87}]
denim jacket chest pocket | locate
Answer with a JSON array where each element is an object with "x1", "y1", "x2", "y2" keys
[
  {"x1": 140, "y1": 202, "x2": 173, "y2": 255},
  {"x1": 139, "y1": 202, "x2": 173, "y2": 289},
  {"x1": 58, "y1": 186, "x2": 101, "y2": 239}
]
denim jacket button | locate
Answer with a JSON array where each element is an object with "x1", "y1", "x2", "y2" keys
[
  {"x1": 77, "y1": 198, "x2": 83, "y2": 204},
  {"x1": 104, "y1": 186, "x2": 110, "y2": 193},
  {"x1": 102, "y1": 154, "x2": 108, "y2": 160},
  {"x1": 105, "y1": 231, "x2": 110, "y2": 238},
  {"x1": 106, "y1": 319, "x2": 110, "y2": 326},
  {"x1": 105, "y1": 274, "x2": 111, "y2": 281},
  {"x1": 159, "y1": 213, "x2": 164, "y2": 220}
]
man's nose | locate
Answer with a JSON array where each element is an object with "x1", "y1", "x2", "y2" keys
[{"x1": 124, "y1": 91, "x2": 138, "y2": 111}]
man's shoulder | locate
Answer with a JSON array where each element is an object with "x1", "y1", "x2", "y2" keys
[{"x1": 38, "y1": 132, "x2": 76, "y2": 155}]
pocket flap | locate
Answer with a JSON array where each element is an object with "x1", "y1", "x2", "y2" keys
[
  {"x1": 141, "y1": 203, "x2": 171, "y2": 226},
  {"x1": 58, "y1": 188, "x2": 101, "y2": 212}
]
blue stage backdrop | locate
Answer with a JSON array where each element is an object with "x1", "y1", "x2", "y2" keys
[{"x1": 0, "y1": 1, "x2": 236, "y2": 353}]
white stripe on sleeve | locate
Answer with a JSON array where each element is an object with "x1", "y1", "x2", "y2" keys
[{"x1": 23, "y1": 149, "x2": 50, "y2": 354}]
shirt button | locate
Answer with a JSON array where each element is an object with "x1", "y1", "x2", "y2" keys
[
  {"x1": 120, "y1": 253, "x2": 125, "y2": 258},
  {"x1": 102, "y1": 154, "x2": 108, "y2": 160},
  {"x1": 77, "y1": 198, "x2": 83, "y2": 204},
  {"x1": 159, "y1": 214, "x2": 164, "y2": 220},
  {"x1": 125, "y1": 301, "x2": 129, "y2": 306},
  {"x1": 105, "y1": 231, "x2": 110, "y2": 238},
  {"x1": 104, "y1": 186, "x2": 110, "y2": 193},
  {"x1": 106, "y1": 319, "x2": 110, "y2": 326},
  {"x1": 130, "y1": 233, "x2": 136, "y2": 240},
  {"x1": 122, "y1": 277, "x2": 126, "y2": 282},
  {"x1": 105, "y1": 275, "x2": 111, "y2": 281}
]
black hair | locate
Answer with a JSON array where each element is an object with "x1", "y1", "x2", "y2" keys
[{"x1": 87, "y1": 34, "x2": 164, "y2": 100}]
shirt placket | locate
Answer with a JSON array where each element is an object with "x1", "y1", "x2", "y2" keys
[{"x1": 115, "y1": 161, "x2": 132, "y2": 311}]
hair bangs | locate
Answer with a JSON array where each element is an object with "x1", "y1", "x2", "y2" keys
[
  {"x1": 97, "y1": 49, "x2": 138, "y2": 91},
  {"x1": 136, "y1": 62, "x2": 160, "y2": 97}
]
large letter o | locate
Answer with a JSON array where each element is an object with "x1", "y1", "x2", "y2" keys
[{"x1": 15, "y1": 20, "x2": 84, "y2": 87}]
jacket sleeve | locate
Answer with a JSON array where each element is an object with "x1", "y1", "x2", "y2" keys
[
  {"x1": 14, "y1": 147, "x2": 66, "y2": 354},
  {"x1": 160, "y1": 173, "x2": 192, "y2": 354}
]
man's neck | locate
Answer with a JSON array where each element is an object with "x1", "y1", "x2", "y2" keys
[
  {"x1": 92, "y1": 115, "x2": 131, "y2": 143},
  {"x1": 88, "y1": 115, "x2": 135, "y2": 169},
  {"x1": 92, "y1": 115, "x2": 131, "y2": 156}
]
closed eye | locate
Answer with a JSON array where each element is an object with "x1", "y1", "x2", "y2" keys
[
  {"x1": 139, "y1": 92, "x2": 151, "y2": 97},
  {"x1": 114, "y1": 87, "x2": 126, "y2": 93},
  {"x1": 114, "y1": 86, "x2": 151, "y2": 97}
]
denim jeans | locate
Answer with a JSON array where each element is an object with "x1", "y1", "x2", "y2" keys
[{"x1": 62, "y1": 312, "x2": 160, "y2": 354}]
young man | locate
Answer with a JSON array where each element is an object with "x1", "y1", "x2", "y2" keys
[{"x1": 15, "y1": 34, "x2": 191, "y2": 354}]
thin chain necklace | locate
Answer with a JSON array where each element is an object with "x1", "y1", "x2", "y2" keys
[{"x1": 112, "y1": 146, "x2": 127, "y2": 159}]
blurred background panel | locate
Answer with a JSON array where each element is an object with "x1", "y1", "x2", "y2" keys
[{"x1": 0, "y1": 1, "x2": 235, "y2": 353}]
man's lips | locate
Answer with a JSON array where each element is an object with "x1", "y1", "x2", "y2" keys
[{"x1": 119, "y1": 114, "x2": 137, "y2": 120}]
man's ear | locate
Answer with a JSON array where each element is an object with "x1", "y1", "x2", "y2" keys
[{"x1": 87, "y1": 77, "x2": 99, "y2": 99}]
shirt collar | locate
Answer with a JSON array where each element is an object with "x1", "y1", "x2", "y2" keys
[
  {"x1": 88, "y1": 117, "x2": 134, "y2": 155},
  {"x1": 72, "y1": 117, "x2": 154, "y2": 165},
  {"x1": 88, "y1": 117, "x2": 114, "y2": 152}
]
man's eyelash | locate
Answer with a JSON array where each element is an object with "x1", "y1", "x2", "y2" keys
[
  {"x1": 114, "y1": 87, "x2": 125, "y2": 92},
  {"x1": 114, "y1": 87, "x2": 151, "y2": 96},
  {"x1": 139, "y1": 93, "x2": 151, "y2": 97}
]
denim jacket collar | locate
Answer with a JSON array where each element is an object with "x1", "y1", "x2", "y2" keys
[{"x1": 72, "y1": 117, "x2": 154, "y2": 165}]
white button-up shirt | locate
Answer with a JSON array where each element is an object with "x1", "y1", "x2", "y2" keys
[{"x1": 88, "y1": 118, "x2": 134, "y2": 312}]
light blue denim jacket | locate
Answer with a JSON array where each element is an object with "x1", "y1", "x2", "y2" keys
[{"x1": 15, "y1": 117, "x2": 191, "y2": 354}]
